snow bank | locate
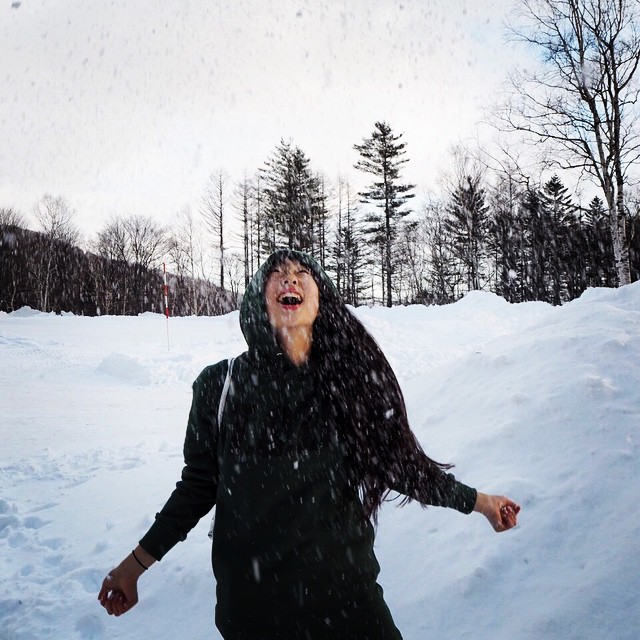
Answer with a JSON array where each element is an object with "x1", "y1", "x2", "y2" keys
[{"x1": 1, "y1": 284, "x2": 639, "y2": 639}]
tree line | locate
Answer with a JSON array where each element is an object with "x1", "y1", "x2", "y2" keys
[
  {"x1": 0, "y1": 200, "x2": 235, "y2": 316},
  {"x1": 2, "y1": 139, "x2": 638, "y2": 316},
  {"x1": 2, "y1": 0, "x2": 640, "y2": 314}
]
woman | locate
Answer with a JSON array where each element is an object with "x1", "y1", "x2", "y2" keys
[{"x1": 99, "y1": 249, "x2": 520, "y2": 639}]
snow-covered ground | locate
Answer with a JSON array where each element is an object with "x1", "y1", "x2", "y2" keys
[{"x1": 1, "y1": 285, "x2": 639, "y2": 640}]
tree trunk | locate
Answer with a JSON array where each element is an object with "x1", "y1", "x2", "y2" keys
[{"x1": 614, "y1": 174, "x2": 632, "y2": 286}]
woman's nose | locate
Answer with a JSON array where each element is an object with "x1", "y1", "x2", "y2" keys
[{"x1": 283, "y1": 274, "x2": 297, "y2": 284}]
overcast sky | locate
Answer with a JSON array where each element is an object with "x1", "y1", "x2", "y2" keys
[{"x1": 1, "y1": 0, "x2": 524, "y2": 237}]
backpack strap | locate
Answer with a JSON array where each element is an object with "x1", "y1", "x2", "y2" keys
[
  {"x1": 217, "y1": 357, "x2": 236, "y2": 429},
  {"x1": 209, "y1": 356, "x2": 236, "y2": 541}
]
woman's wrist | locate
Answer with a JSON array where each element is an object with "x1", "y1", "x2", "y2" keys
[
  {"x1": 473, "y1": 491, "x2": 489, "y2": 515},
  {"x1": 133, "y1": 545, "x2": 156, "y2": 568},
  {"x1": 131, "y1": 549, "x2": 149, "y2": 571},
  {"x1": 127, "y1": 545, "x2": 156, "y2": 576}
]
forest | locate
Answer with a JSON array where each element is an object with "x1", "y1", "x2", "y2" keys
[
  {"x1": 2, "y1": 0, "x2": 640, "y2": 316},
  {"x1": 1, "y1": 153, "x2": 638, "y2": 316}
]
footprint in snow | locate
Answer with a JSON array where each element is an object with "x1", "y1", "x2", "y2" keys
[{"x1": 75, "y1": 613, "x2": 105, "y2": 639}]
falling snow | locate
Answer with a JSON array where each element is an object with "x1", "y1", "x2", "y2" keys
[{"x1": 1, "y1": 284, "x2": 640, "y2": 639}]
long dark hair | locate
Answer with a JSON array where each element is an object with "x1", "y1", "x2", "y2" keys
[
  {"x1": 260, "y1": 250, "x2": 453, "y2": 522},
  {"x1": 315, "y1": 296, "x2": 453, "y2": 522}
]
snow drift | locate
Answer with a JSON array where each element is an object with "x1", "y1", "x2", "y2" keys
[{"x1": 1, "y1": 284, "x2": 639, "y2": 639}]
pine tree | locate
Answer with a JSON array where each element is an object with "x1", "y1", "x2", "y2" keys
[
  {"x1": 584, "y1": 196, "x2": 616, "y2": 287},
  {"x1": 444, "y1": 173, "x2": 490, "y2": 293},
  {"x1": 261, "y1": 140, "x2": 320, "y2": 255},
  {"x1": 626, "y1": 198, "x2": 640, "y2": 282},
  {"x1": 487, "y1": 175, "x2": 522, "y2": 303},
  {"x1": 541, "y1": 175, "x2": 577, "y2": 304},
  {"x1": 520, "y1": 187, "x2": 548, "y2": 302},
  {"x1": 354, "y1": 121, "x2": 415, "y2": 307}
]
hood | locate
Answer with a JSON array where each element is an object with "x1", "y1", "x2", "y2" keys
[{"x1": 239, "y1": 249, "x2": 339, "y2": 359}]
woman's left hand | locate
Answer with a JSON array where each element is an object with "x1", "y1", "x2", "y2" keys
[{"x1": 473, "y1": 492, "x2": 521, "y2": 532}]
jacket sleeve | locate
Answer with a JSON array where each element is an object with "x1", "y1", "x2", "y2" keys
[
  {"x1": 139, "y1": 363, "x2": 226, "y2": 560},
  {"x1": 388, "y1": 449, "x2": 478, "y2": 515}
]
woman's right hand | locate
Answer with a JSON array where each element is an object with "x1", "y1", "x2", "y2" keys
[{"x1": 98, "y1": 546, "x2": 155, "y2": 616}]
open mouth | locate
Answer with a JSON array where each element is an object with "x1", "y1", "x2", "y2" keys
[{"x1": 278, "y1": 293, "x2": 303, "y2": 306}]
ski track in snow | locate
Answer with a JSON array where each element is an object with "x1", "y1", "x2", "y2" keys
[{"x1": 1, "y1": 287, "x2": 640, "y2": 639}]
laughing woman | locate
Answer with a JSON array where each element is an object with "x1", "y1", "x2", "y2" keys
[{"x1": 98, "y1": 249, "x2": 520, "y2": 639}]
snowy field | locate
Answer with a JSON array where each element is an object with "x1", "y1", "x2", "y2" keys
[{"x1": 1, "y1": 285, "x2": 639, "y2": 640}]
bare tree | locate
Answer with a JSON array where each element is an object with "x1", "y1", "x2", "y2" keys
[
  {"x1": 94, "y1": 217, "x2": 129, "y2": 314},
  {"x1": 167, "y1": 206, "x2": 203, "y2": 315},
  {"x1": 250, "y1": 172, "x2": 265, "y2": 273},
  {"x1": 96, "y1": 218, "x2": 128, "y2": 263},
  {"x1": 234, "y1": 175, "x2": 252, "y2": 289},
  {"x1": 486, "y1": 171, "x2": 525, "y2": 303},
  {"x1": 93, "y1": 215, "x2": 165, "y2": 314},
  {"x1": 421, "y1": 198, "x2": 460, "y2": 304},
  {"x1": 396, "y1": 220, "x2": 429, "y2": 304},
  {"x1": 332, "y1": 179, "x2": 367, "y2": 305},
  {"x1": 224, "y1": 252, "x2": 245, "y2": 301},
  {"x1": 122, "y1": 215, "x2": 166, "y2": 311},
  {"x1": 201, "y1": 170, "x2": 228, "y2": 290},
  {"x1": 499, "y1": 0, "x2": 640, "y2": 285},
  {"x1": 313, "y1": 173, "x2": 332, "y2": 268},
  {"x1": 0, "y1": 207, "x2": 26, "y2": 227},
  {"x1": 122, "y1": 215, "x2": 166, "y2": 271},
  {"x1": 32, "y1": 194, "x2": 80, "y2": 312},
  {"x1": 32, "y1": 195, "x2": 80, "y2": 247}
]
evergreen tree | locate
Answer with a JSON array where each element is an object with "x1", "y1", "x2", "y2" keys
[
  {"x1": 541, "y1": 175, "x2": 577, "y2": 304},
  {"x1": 563, "y1": 207, "x2": 589, "y2": 300},
  {"x1": 520, "y1": 187, "x2": 548, "y2": 302},
  {"x1": 487, "y1": 175, "x2": 523, "y2": 303},
  {"x1": 584, "y1": 196, "x2": 617, "y2": 287},
  {"x1": 354, "y1": 121, "x2": 415, "y2": 307},
  {"x1": 628, "y1": 209, "x2": 640, "y2": 283},
  {"x1": 444, "y1": 173, "x2": 490, "y2": 293},
  {"x1": 261, "y1": 140, "x2": 320, "y2": 255}
]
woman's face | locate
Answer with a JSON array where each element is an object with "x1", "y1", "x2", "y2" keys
[{"x1": 264, "y1": 259, "x2": 320, "y2": 333}]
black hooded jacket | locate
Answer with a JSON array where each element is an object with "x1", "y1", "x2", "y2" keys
[{"x1": 139, "y1": 250, "x2": 476, "y2": 634}]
